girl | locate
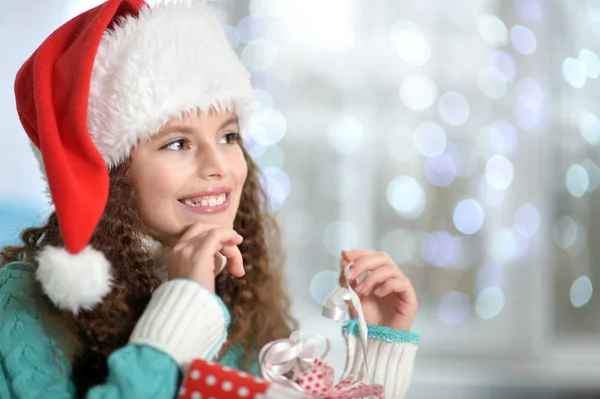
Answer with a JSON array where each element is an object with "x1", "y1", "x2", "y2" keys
[{"x1": 0, "y1": 1, "x2": 419, "y2": 398}]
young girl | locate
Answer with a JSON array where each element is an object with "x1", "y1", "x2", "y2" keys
[{"x1": 0, "y1": 1, "x2": 419, "y2": 398}]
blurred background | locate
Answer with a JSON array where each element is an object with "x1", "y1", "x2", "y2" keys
[{"x1": 1, "y1": 0, "x2": 599, "y2": 398}]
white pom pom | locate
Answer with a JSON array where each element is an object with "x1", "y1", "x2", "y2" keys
[{"x1": 35, "y1": 246, "x2": 113, "y2": 314}]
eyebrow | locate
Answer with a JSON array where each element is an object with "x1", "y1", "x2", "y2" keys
[{"x1": 159, "y1": 116, "x2": 239, "y2": 136}]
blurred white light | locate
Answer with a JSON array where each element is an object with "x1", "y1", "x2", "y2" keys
[
  {"x1": 476, "y1": 287, "x2": 505, "y2": 319},
  {"x1": 479, "y1": 178, "x2": 507, "y2": 207},
  {"x1": 579, "y1": 110, "x2": 600, "y2": 145},
  {"x1": 570, "y1": 276, "x2": 593, "y2": 308},
  {"x1": 490, "y1": 228, "x2": 528, "y2": 264},
  {"x1": 567, "y1": 225, "x2": 587, "y2": 258},
  {"x1": 453, "y1": 199, "x2": 485, "y2": 235},
  {"x1": 323, "y1": 220, "x2": 361, "y2": 256},
  {"x1": 514, "y1": 203, "x2": 541, "y2": 238},
  {"x1": 562, "y1": 58, "x2": 587, "y2": 88},
  {"x1": 421, "y1": 231, "x2": 462, "y2": 268},
  {"x1": 581, "y1": 159, "x2": 600, "y2": 191},
  {"x1": 510, "y1": 25, "x2": 537, "y2": 55},
  {"x1": 553, "y1": 216, "x2": 578, "y2": 249},
  {"x1": 381, "y1": 229, "x2": 417, "y2": 265},
  {"x1": 399, "y1": 75, "x2": 438, "y2": 111},
  {"x1": 446, "y1": 141, "x2": 479, "y2": 178},
  {"x1": 254, "y1": 89, "x2": 274, "y2": 110},
  {"x1": 490, "y1": 50, "x2": 516, "y2": 82},
  {"x1": 566, "y1": 164, "x2": 590, "y2": 197},
  {"x1": 438, "y1": 92, "x2": 470, "y2": 126},
  {"x1": 514, "y1": 0, "x2": 542, "y2": 21},
  {"x1": 477, "y1": 14, "x2": 509, "y2": 46},
  {"x1": 386, "y1": 126, "x2": 419, "y2": 162},
  {"x1": 327, "y1": 116, "x2": 364, "y2": 154},
  {"x1": 438, "y1": 291, "x2": 471, "y2": 325},
  {"x1": 424, "y1": 154, "x2": 457, "y2": 187},
  {"x1": 476, "y1": 262, "x2": 504, "y2": 291},
  {"x1": 515, "y1": 77, "x2": 544, "y2": 131},
  {"x1": 390, "y1": 20, "x2": 431, "y2": 66},
  {"x1": 579, "y1": 49, "x2": 600, "y2": 78},
  {"x1": 309, "y1": 270, "x2": 341, "y2": 305},
  {"x1": 485, "y1": 155, "x2": 514, "y2": 190},
  {"x1": 477, "y1": 66, "x2": 508, "y2": 99},
  {"x1": 487, "y1": 120, "x2": 518, "y2": 154},
  {"x1": 387, "y1": 176, "x2": 426, "y2": 219},
  {"x1": 274, "y1": 0, "x2": 355, "y2": 53},
  {"x1": 223, "y1": 25, "x2": 241, "y2": 50},
  {"x1": 244, "y1": 136, "x2": 268, "y2": 158},
  {"x1": 250, "y1": 109, "x2": 287, "y2": 145},
  {"x1": 262, "y1": 167, "x2": 291, "y2": 210},
  {"x1": 241, "y1": 39, "x2": 279, "y2": 72},
  {"x1": 249, "y1": 0, "x2": 285, "y2": 18},
  {"x1": 413, "y1": 122, "x2": 447, "y2": 157},
  {"x1": 237, "y1": 15, "x2": 270, "y2": 44},
  {"x1": 589, "y1": 0, "x2": 600, "y2": 37}
]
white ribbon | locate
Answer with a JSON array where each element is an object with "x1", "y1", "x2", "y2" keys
[
  {"x1": 258, "y1": 262, "x2": 375, "y2": 397},
  {"x1": 321, "y1": 262, "x2": 371, "y2": 382},
  {"x1": 259, "y1": 330, "x2": 330, "y2": 392}
]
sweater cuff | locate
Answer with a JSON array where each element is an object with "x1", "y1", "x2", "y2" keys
[
  {"x1": 129, "y1": 279, "x2": 230, "y2": 371},
  {"x1": 342, "y1": 321, "x2": 419, "y2": 399}
]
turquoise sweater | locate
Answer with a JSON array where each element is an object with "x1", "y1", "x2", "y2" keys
[
  {"x1": 0, "y1": 261, "x2": 418, "y2": 398},
  {"x1": 0, "y1": 262, "x2": 256, "y2": 398}
]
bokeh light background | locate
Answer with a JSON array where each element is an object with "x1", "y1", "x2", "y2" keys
[{"x1": 1, "y1": 0, "x2": 599, "y2": 398}]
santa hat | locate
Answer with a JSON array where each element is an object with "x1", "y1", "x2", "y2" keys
[{"x1": 14, "y1": 0, "x2": 257, "y2": 313}]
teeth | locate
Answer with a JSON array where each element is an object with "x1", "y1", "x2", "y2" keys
[{"x1": 183, "y1": 193, "x2": 226, "y2": 207}]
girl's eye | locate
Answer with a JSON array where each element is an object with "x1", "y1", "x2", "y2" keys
[
  {"x1": 218, "y1": 132, "x2": 241, "y2": 145},
  {"x1": 161, "y1": 138, "x2": 190, "y2": 151}
]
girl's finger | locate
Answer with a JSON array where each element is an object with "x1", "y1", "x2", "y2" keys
[
  {"x1": 218, "y1": 242, "x2": 245, "y2": 277},
  {"x1": 348, "y1": 252, "x2": 396, "y2": 281},
  {"x1": 355, "y1": 264, "x2": 400, "y2": 295},
  {"x1": 373, "y1": 277, "x2": 413, "y2": 299},
  {"x1": 341, "y1": 249, "x2": 375, "y2": 262}
]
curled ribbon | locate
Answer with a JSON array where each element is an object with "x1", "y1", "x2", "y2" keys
[
  {"x1": 259, "y1": 262, "x2": 383, "y2": 398},
  {"x1": 321, "y1": 262, "x2": 371, "y2": 382},
  {"x1": 258, "y1": 330, "x2": 330, "y2": 392}
]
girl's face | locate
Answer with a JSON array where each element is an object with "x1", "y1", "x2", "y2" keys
[{"x1": 129, "y1": 110, "x2": 248, "y2": 247}]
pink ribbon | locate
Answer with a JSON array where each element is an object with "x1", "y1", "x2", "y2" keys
[{"x1": 297, "y1": 358, "x2": 383, "y2": 399}]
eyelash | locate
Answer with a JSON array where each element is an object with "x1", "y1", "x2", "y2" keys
[{"x1": 160, "y1": 132, "x2": 240, "y2": 151}]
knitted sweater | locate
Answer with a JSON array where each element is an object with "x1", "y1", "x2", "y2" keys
[{"x1": 0, "y1": 261, "x2": 419, "y2": 398}]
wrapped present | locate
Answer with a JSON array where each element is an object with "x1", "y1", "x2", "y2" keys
[
  {"x1": 180, "y1": 263, "x2": 383, "y2": 399},
  {"x1": 179, "y1": 358, "x2": 303, "y2": 399}
]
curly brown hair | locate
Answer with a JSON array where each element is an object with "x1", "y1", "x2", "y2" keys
[{"x1": 0, "y1": 145, "x2": 296, "y2": 396}]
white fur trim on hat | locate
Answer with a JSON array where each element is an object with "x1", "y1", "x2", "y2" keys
[
  {"x1": 88, "y1": 1, "x2": 257, "y2": 168},
  {"x1": 35, "y1": 246, "x2": 113, "y2": 314}
]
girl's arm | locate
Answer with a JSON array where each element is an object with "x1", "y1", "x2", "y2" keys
[{"x1": 0, "y1": 261, "x2": 230, "y2": 398}]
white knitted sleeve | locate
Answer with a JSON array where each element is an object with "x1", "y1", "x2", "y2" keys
[
  {"x1": 129, "y1": 279, "x2": 230, "y2": 372},
  {"x1": 342, "y1": 321, "x2": 419, "y2": 399}
]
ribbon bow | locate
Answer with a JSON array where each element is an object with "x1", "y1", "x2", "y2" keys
[
  {"x1": 298, "y1": 358, "x2": 383, "y2": 399},
  {"x1": 259, "y1": 263, "x2": 384, "y2": 398}
]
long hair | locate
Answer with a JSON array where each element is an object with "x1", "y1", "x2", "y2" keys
[{"x1": 0, "y1": 145, "x2": 296, "y2": 395}]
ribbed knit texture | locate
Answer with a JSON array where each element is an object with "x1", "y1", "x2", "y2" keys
[
  {"x1": 129, "y1": 279, "x2": 230, "y2": 371},
  {"x1": 342, "y1": 319, "x2": 419, "y2": 399}
]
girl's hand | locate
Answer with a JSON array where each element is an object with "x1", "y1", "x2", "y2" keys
[
  {"x1": 167, "y1": 223, "x2": 245, "y2": 292},
  {"x1": 338, "y1": 249, "x2": 418, "y2": 332}
]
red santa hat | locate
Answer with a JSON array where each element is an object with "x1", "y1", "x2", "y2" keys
[{"x1": 14, "y1": 0, "x2": 256, "y2": 313}]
